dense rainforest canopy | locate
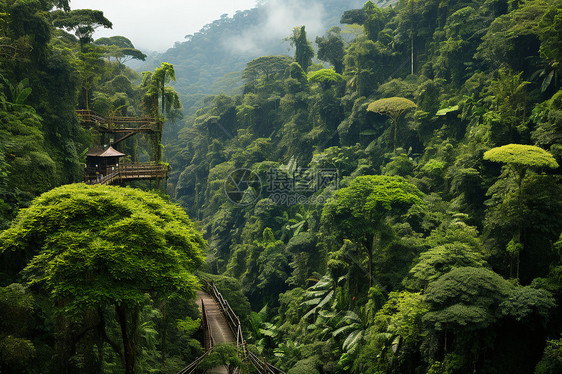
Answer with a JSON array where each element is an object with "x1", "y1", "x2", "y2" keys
[{"x1": 1, "y1": 0, "x2": 562, "y2": 373}]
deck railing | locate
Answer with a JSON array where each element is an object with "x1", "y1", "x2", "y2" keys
[
  {"x1": 77, "y1": 110, "x2": 160, "y2": 132},
  {"x1": 84, "y1": 162, "x2": 169, "y2": 185}
]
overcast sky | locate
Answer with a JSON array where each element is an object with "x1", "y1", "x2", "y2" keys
[{"x1": 70, "y1": 0, "x2": 259, "y2": 52}]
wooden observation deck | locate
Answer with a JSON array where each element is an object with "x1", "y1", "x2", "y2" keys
[{"x1": 78, "y1": 110, "x2": 168, "y2": 187}]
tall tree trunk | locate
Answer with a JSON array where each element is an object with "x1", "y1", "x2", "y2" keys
[
  {"x1": 410, "y1": 34, "x2": 414, "y2": 75},
  {"x1": 55, "y1": 313, "x2": 73, "y2": 374},
  {"x1": 366, "y1": 233, "x2": 377, "y2": 288},
  {"x1": 515, "y1": 168, "x2": 526, "y2": 280},
  {"x1": 367, "y1": 246, "x2": 373, "y2": 289},
  {"x1": 161, "y1": 299, "x2": 168, "y2": 366},
  {"x1": 393, "y1": 118, "x2": 398, "y2": 153},
  {"x1": 410, "y1": 0, "x2": 414, "y2": 75},
  {"x1": 85, "y1": 85, "x2": 90, "y2": 110},
  {"x1": 82, "y1": 309, "x2": 103, "y2": 374},
  {"x1": 161, "y1": 80, "x2": 166, "y2": 115},
  {"x1": 115, "y1": 303, "x2": 135, "y2": 374}
]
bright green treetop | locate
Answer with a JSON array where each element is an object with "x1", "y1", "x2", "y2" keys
[
  {"x1": 423, "y1": 267, "x2": 513, "y2": 330},
  {"x1": 424, "y1": 266, "x2": 554, "y2": 331},
  {"x1": 322, "y1": 175, "x2": 424, "y2": 239},
  {"x1": 404, "y1": 242, "x2": 488, "y2": 291},
  {"x1": 322, "y1": 175, "x2": 424, "y2": 287},
  {"x1": 308, "y1": 69, "x2": 344, "y2": 86},
  {"x1": 367, "y1": 97, "x2": 417, "y2": 122},
  {"x1": 367, "y1": 97, "x2": 417, "y2": 152},
  {"x1": 0, "y1": 184, "x2": 205, "y2": 313},
  {"x1": 483, "y1": 143, "x2": 559, "y2": 170},
  {"x1": 484, "y1": 144, "x2": 558, "y2": 280}
]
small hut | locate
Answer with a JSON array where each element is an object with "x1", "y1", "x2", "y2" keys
[{"x1": 85, "y1": 146, "x2": 125, "y2": 182}]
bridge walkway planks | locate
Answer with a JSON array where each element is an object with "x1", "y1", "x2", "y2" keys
[{"x1": 196, "y1": 290, "x2": 235, "y2": 374}]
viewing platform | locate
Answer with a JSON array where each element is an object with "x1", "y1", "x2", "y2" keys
[
  {"x1": 78, "y1": 110, "x2": 167, "y2": 189},
  {"x1": 84, "y1": 162, "x2": 169, "y2": 185},
  {"x1": 77, "y1": 110, "x2": 162, "y2": 146}
]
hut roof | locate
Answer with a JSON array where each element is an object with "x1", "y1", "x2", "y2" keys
[{"x1": 86, "y1": 146, "x2": 126, "y2": 158}]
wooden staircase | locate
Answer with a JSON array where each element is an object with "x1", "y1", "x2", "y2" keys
[{"x1": 77, "y1": 110, "x2": 162, "y2": 146}]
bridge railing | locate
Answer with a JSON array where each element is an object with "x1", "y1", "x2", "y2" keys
[
  {"x1": 201, "y1": 300, "x2": 215, "y2": 350},
  {"x1": 205, "y1": 281, "x2": 244, "y2": 347},
  {"x1": 118, "y1": 162, "x2": 169, "y2": 179},
  {"x1": 176, "y1": 298, "x2": 216, "y2": 374},
  {"x1": 77, "y1": 109, "x2": 158, "y2": 130},
  {"x1": 177, "y1": 349, "x2": 212, "y2": 374},
  {"x1": 177, "y1": 281, "x2": 285, "y2": 374},
  {"x1": 202, "y1": 281, "x2": 285, "y2": 374},
  {"x1": 84, "y1": 169, "x2": 120, "y2": 185}
]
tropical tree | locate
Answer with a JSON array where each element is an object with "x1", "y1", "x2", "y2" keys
[
  {"x1": 476, "y1": 0, "x2": 551, "y2": 72},
  {"x1": 288, "y1": 26, "x2": 314, "y2": 73},
  {"x1": 0, "y1": 77, "x2": 55, "y2": 209},
  {"x1": 321, "y1": 175, "x2": 424, "y2": 288},
  {"x1": 242, "y1": 55, "x2": 294, "y2": 92},
  {"x1": 316, "y1": 27, "x2": 345, "y2": 74},
  {"x1": 76, "y1": 46, "x2": 105, "y2": 110},
  {"x1": 0, "y1": 184, "x2": 205, "y2": 374},
  {"x1": 94, "y1": 35, "x2": 147, "y2": 64},
  {"x1": 332, "y1": 309, "x2": 366, "y2": 358},
  {"x1": 142, "y1": 62, "x2": 180, "y2": 116},
  {"x1": 367, "y1": 97, "x2": 417, "y2": 152},
  {"x1": 484, "y1": 144, "x2": 559, "y2": 279},
  {"x1": 354, "y1": 291, "x2": 428, "y2": 373},
  {"x1": 423, "y1": 267, "x2": 554, "y2": 372},
  {"x1": 483, "y1": 69, "x2": 530, "y2": 145},
  {"x1": 404, "y1": 241, "x2": 487, "y2": 291},
  {"x1": 484, "y1": 144, "x2": 559, "y2": 181},
  {"x1": 308, "y1": 69, "x2": 345, "y2": 90},
  {"x1": 51, "y1": 9, "x2": 113, "y2": 48}
]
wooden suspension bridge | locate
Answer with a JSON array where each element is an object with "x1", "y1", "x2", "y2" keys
[{"x1": 178, "y1": 282, "x2": 284, "y2": 374}]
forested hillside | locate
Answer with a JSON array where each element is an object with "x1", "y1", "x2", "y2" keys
[
  {"x1": 0, "y1": 1, "x2": 206, "y2": 373},
  {"x1": 0, "y1": 0, "x2": 170, "y2": 226},
  {"x1": 165, "y1": 0, "x2": 562, "y2": 372},
  {"x1": 1, "y1": 0, "x2": 562, "y2": 373},
  {"x1": 139, "y1": 0, "x2": 381, "y2": 120}
]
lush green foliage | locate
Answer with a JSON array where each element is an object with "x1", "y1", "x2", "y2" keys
[
  {"x1": 2, "y1": 0, "x2": 562, "y2": 372},
  {"x1": 484, "y1": 143, "x2": 559, "y2": 169},
  {"x1": 367, "y1": 97, "x2": 417, "y2": 119},
  {"x1": 0, "y1": 3, "x2": 204, "y2": 373},
  {"x1": 1, "y1": 184, "x2": 204, "y2": 310},
  {"x1": 160, "y1": 0, "x2": 562, "y2": 372},
  {"x1": 0, "y1": 0, "x2": 171, "y2": 227},
  {"x1": 0, "y1": 184, "x2": 205, "y2": 373}
]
